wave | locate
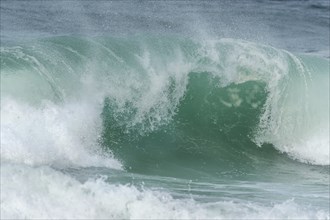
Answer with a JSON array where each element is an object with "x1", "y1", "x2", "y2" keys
[{"x1": 1, "y1": 36, "x2": 329, "y2": 168}]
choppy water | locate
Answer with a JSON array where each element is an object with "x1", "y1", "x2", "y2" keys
[{"x1": 1, "y1": 1, "x2": 329, "y2": 219}]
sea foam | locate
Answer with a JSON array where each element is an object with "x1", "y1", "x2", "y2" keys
[{"x1": 1, "y1": 164, "x2": 328, "y2": 220}]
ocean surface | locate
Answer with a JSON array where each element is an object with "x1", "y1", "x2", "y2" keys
[{"x1": 1, "y1": 0, "x2": 329, "y2": 219}]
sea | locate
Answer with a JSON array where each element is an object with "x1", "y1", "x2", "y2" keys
[{"x1": 1, "y1": 0, "x2": 329, "y2": 219}]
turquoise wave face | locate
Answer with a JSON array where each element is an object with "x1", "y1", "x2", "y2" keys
[
  {"x1": 101, "y1": 75, "x2": 270, "y2": 177},
  {"x1": 1, "y1": 36, "x2": 329, "y2": 174}
]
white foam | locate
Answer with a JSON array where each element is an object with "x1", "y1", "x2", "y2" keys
[
  {"x1": 0, "y1": 97, "x2": 121, "y2": 169},
  {"x1": 1, "y1": 164, "x2": 328, "y2": 219},
  {"x1": 259, "y1": 128, "x2": 330, "y2": 165}
]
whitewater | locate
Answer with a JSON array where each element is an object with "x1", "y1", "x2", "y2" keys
[{"x1": 1, "y1": 1, "x2": 329, "y2": 219}]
